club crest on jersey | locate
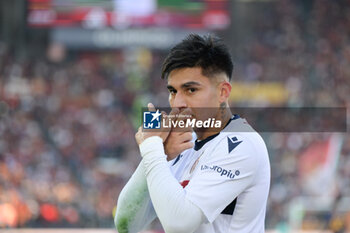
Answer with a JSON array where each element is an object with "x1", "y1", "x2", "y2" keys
[
  {"x1": 143, "y1": 110, "x2": 161, "y2": 129},
  {"x1": 180, "y1": 180, "x2": 190, "y2": 188},
  {"x1": 227, "y1": 136, "x2": 242, "y2": 153}
]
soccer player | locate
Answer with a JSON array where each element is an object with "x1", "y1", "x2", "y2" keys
[{"x1": 115, "y1": 34, "x2": 270, "y2": 233}]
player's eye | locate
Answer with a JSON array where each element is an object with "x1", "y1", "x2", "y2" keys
[
  {"x1": 169, "y1": 89, "x2": 177, "y2": 95},
  {"x1": 187, "y1": 88, "x2": 197, "y2": 94}
]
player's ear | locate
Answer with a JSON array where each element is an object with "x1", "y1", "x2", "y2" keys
[{"x1": 218, "y1": 81, "x2": 231, "y2": 103}]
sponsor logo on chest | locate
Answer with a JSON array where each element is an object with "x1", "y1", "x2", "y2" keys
[{"x1": 200, "y1": 164, "x2": 240, "y2": 179}]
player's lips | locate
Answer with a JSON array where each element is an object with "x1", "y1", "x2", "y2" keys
[
  {"x1": 169, "y1": 107, "x2": 193, "y2": 116},
  {"x1": 178, "y1": 108, "x2": 194, "y2": 119}
]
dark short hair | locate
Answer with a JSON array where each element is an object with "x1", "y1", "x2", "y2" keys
[{"x1": 161, "y1": 34, "x2": 233, "y2": 80}]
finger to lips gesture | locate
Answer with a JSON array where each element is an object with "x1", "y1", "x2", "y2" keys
[{"x1": 164, "y1": 107, "x2": 194, "y2": 160}]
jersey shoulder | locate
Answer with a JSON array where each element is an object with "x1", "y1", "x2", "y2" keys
[{"x1": 212, "y1": 131, "x2": 264, "y2": 157}]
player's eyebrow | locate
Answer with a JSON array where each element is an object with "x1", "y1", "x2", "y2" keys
[
  {"x1": 180, "y1": 81, "x2": 201, "y2": 89},
  {"x1": 167, "y1": 81, "x2": 201, "y2": 92},
  {"x1": 167, "y1": 85, "x2": 177, "y2": 92}
]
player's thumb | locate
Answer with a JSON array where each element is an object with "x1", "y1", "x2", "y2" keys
[{"x1": 148, "y1": 103, "x2": 156, "y2": 112}]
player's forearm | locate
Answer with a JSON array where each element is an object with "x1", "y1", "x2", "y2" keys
[
  {"x1": 115, "y1": 160, "x2": 156, "y2": 233},
  {"x1": 140, "y1": 136, "x2": 205, "y2": 233}
]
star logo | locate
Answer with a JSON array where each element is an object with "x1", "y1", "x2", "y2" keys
[
  {"x1": 143, "y1": 110, "x2": 162, "y2": 129},
  {"x1": 150, "y1": 109, "x2": 162, "y2": 122}
]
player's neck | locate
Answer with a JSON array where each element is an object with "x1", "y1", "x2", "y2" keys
[{"x1": 195, "y1": 107, "x2": 232, "y2": 140}]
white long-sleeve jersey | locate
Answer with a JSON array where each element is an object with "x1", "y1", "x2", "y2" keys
[{"x1": 115, "y1": 116, "x2": 271, "y2": 233}]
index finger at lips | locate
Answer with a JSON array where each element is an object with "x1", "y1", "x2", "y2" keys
[
  {"x1": 180, "y1": 108, "x2": 193, "y2": 117},
  {"x1": 169, "y1": 107, "x2": 180, "y2": 119},
  {"x1": 177, "y1": 108, "x2": 193, "y2": 124}
]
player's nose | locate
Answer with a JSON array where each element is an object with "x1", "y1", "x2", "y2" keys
[{"x1": 173, "y1": 92, "x2": 187, "y2": 109}]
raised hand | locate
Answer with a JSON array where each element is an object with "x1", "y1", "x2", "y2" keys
[{"x1": 164, "y1": 107, "x2": 194, "y2": 160}]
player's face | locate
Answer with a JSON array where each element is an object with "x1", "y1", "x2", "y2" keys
[{"x1": 167, "y1": 67, "x2": 229, "y2": 121}]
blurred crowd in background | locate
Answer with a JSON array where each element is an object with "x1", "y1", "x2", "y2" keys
[{"x1": 0, "y1": 0, "x2": 350, "y2": 232}]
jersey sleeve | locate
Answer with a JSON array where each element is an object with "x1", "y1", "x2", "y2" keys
[
  {"x1": 184, "y1": 133, "x2": 261, "y2": 223},
  {"x1": 114, "y1": 160, "x2": 157, "y2": 233}
]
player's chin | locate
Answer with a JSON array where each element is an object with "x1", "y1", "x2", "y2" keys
[{"x1": 192, "y1": 126, "x2": 205, "y2": 133}]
